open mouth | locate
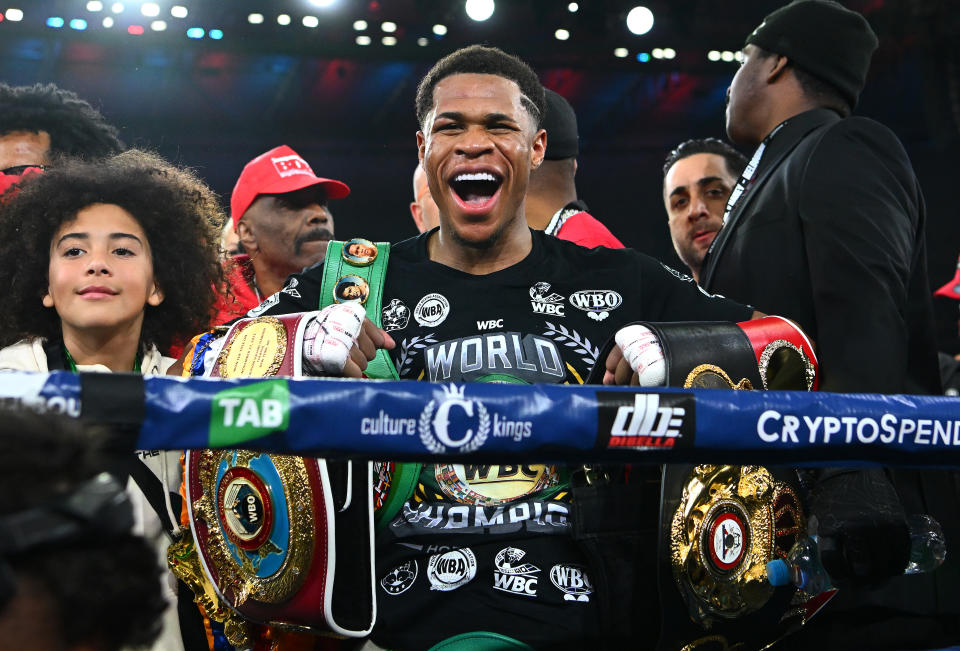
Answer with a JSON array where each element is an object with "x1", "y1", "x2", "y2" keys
[{"x1": 449, "y1": 171, "x2": 503, "y2": 212}]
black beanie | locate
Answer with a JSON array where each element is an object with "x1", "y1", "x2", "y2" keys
[
  {"x1": 745, "y1": 0, "x2": 878, "y2": 109},
  {"x1": 543, "y1": 88, "x2": 579, "y2": 160}
]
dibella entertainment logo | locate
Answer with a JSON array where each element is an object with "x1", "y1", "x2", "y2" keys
[{"x1": 596, "y1": 391, "x2": 695, "y2": 450}]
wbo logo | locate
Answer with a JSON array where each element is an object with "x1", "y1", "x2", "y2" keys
[
  {"x1": 419, "y1": 384, "x2": 490, "y2": 454},
  {"x1": 209, "y1": 379, "x2": 290, "y2": 447}
]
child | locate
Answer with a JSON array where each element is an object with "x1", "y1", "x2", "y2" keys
[
  {"x1": 0, "y1": 149, "x2": 223, "y2": 372},
  {"x1": 0, "y1": 149, "x2": 224, "y2": 651}
]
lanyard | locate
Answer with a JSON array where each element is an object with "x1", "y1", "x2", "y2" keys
[
  {"x1": 721, "y1": 121, "x2": 788, "y2": 225},
  {"x1": 63, "y1": 344, "x2": 141, "y2": 373}
]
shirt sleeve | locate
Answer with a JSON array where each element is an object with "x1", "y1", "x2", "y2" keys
[
  {"x1": 245, "y1": 264, "x2": 325, "y2": 318},
  {"x1": 556, "y1": 213, "x2": 626, "y2": 249},
  {"x1": 637, "y1": 254, "x2": 753, "y2": 323}
]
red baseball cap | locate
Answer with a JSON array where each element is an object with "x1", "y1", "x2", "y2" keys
[
  {"x1": 230, "y1": 145, "x2": 350, "y2": 229},
  {"x1": 934, "y1": 254, "x2": 960, "y2": 300}
]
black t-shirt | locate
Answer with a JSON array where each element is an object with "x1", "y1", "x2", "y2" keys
[{"x1": 257, "y1": 229, "x2": 751, "y2": 648}]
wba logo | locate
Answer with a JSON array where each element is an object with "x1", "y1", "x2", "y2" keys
[
  {"x1": 427, "y1": 548, "x2": 477, "y2": 591},
  {"x1": 596, "y1": 391, "x2": 695, "y2": 450},
  {"x1": 493, "y1": 547, "x2": 540, "y2": 597},
  {"x1": 550, "y1": 564, "x2": 593, "y2": 602}
]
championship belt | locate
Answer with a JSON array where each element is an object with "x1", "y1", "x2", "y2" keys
[
  {"x1": 648, "y1": 320, "x2": 826, "y2": 650},
  {"x1": 171, "y1": 313, "x2": 376, "y2": 645}
]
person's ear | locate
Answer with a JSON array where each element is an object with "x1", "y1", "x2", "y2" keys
[
  {"x1": 147, "y1": 283, "x2": 164, "y2": 307},
  {"x1": 42, "y1": 290, "x2": 54, "y2": 308},
  {"x1": 766, "y1": 54, "x2": 789, "y2": 84},
  {"x1": 417, "y1": 131, "x2": 426, "y2": 166},
  {"x1": 237, "y1": 220, "x2": 257, "y2": 252},
  {"x1": 531, "y1": 128, "x2": 546, "y2": 170},
  {"x1": 410, "y1": 202, "x2": 426, "y2": 233}
]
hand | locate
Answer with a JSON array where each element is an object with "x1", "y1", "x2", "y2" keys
[
  {"x1": 303, "y1": 304, "x2": 395, "y2": 377},
  {"x1": 602, "y1": 324, "x2": 665, "y2": 386}
]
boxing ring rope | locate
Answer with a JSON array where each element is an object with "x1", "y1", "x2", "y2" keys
[{"x1": 3, "y1": 371, "x2": 960, "y2": 467}]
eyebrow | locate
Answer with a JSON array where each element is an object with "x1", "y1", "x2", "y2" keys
[
  {"x1": 55, "y1": 232, "x2": 144, "y2": 247},
  {"x1": 434, "y1": 111, "x2": 520, "y2": 124},
  {"x1": 667, "y1": 176, "x2": 728, "y2": 198}
]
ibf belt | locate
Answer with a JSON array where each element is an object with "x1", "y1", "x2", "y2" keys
[
  {"x1": 208, "y1": 313, "x2": 311, "y2": 378},
  {"x1": 319, "y1": 238, "x2": 398, "y2": 380}
]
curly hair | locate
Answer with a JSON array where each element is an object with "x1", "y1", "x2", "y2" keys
[
  {"x1": 0, "y1": 150, "x2": 225, "y2": 351},
  {"x1": 0, "y1": 408, "x2": 166, "y2": 650},
  {"x1": 415, "y1": 45, "x2": 545, "y2": 130},
  {"x1": 0, "y1": 83, "x2": 124, "y2": 160}
]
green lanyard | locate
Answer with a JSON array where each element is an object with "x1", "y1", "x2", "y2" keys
[{"x1": 63, "y1": 344, "x2": 141, "y2": 373}]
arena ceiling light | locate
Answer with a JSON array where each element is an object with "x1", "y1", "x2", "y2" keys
[
  {"x1": 5, "y1": 8, "x2": 22, "y2": 21},
  {"x1": 555, "y1": 29, "x2": 569, "y2": 41},
  {"x1": 140, "y1": 2, "x2": 159, "y2": 17},
  {"x1": 150, "y1": 19, "x2": 166, "y2": 31},
  {"x1": 465, "y1": 0, "x2": 494, "y2": 22},
  {"x1": 302, "y1": 15, "x2": 319, "y2": 28},
  {"x1": 568, "y1": 3, "x2": 578, "y2": 12},
  {"x1": 432, "y1": 23, "x2": 447, "y2": 36},
  {"x1": 186, "y1": 26, "x2": 204, "y2": 38},
  {"x1": 69, "y1": 18, "x2": 88, "y2": 30},
  {"x1": 614, "y1": 47, "x2": 628, "y2": 58},
  {"x1": 46, "y1": 16, "x2": 65, "y2": 28},
  {"x1": 353, "y1": 19, "x2": 367, "y2": 30},
  {"x1": 102, "y1": 16, "x2": 113, "y2": 27},
  {"x1": 86, "y1": 1, "x2": 103, "y2": 11},
  {"x1": 652, "y1": 47, "x2": 663, "y2": 59},
  {"x1": 707, "y1": 50, "x2": 721, "y2": 61},
  {"x1": 381, "y1": 21, "x2": 396, "y2": 32},
  {"x1": 170, "y1": 6, "x2": 187, "y2": 18},
  {"x1": 663, "y1": 47, "x2": 676, "y2": 59},
  {"x1": 277, "y1": 14, "x2": 291, "y2": 25},
  {"x1": 417, "y1": 37, "x2": 428, "y2": 46},
  {"x1": 127, "y1": 24, "x2": 144, "y2": 34},
  {"x1": 382, "y1": 35, "x2": 397, "y2": 45},
  {"x1": 308, "y1": 0, "x2": 335, "y2": 7},
  {"x1": 209, "y1": 29, "x2": 222, "y2": 39},
  {"x1": 111, "y1": 2, "x2": 124, "y2": 13},
  {"x1": 626, "y1": 6, "x2": 653, "y2": 35},
  {"x1": 248, "y1": 13, "x2": 263, "y2": 24},
  {"x1": 720, "y1": 50, "x2": 735, "y2": 62},
  {"x1": 355, "y1": 34, "x2": 370, "y2": 45}
]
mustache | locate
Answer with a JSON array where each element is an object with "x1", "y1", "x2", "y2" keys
[{"x1": 294, "y1": 227, "x2": 334, "y2": 254}]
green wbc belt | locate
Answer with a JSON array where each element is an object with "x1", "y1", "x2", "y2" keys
[{"x1": 319, "y1": 238, "x2": 399, "y2": 380}]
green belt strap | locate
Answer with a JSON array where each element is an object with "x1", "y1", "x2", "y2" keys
[
  {"x1": 319, "y1": 241, "x2": 420, "y2": 528},
  {"x1": 319, "y1": 240, "x2": 399, "y2": 380}
]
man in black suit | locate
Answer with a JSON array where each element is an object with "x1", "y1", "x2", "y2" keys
[
  {"x1": 700, "y1": 2, "x2": 958, "y2": 648},
  {"x1": 701, "y1": 0, "x2": 940, "y2": 395}
]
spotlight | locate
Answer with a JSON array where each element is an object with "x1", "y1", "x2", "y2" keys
[
  {"x1": 170, "y1": 6, "x2": 187, "y2": 18},
  {"x1": 382, "y1": 35, "x2": 396, "y2": 45},
  {"x1": 5, "y1": 8, "x2": 22, "y2": 21},
  {"x1": 651, "y1": 47, "x2": 663, "y2": 59},
  {"x1": 353, "y1": 19, "x2": 367, "y2": 30},
  {"x1": 309, "y1": 0, "x2": 335, "y2": 6},
  {"x1": 381, "y1": 21, "x2": 396, "y2": 32},
  {"x1": 186, "y1": 26, "x2": 204, "y2": 38},
  {"x1": 636, "y1": 52, "x2": 650, "y2": 62},
  {"x1": 735, "y1": 51, "x2": 744, "y2": 62},
  {"x1": 432, "y1": 23, "x2": 447, "y2": 35},
  {"x1": 248, "y1": 13, "x2": 263, "y2": 24},
  {"x1": 127, "y1": 24, "x2": 144, "y2": 34},
  {"x1": 69, "y1": 18, "x2": 88, "y2": 30},
  {"x1": 86, "y1": 1, "x2": 103, "y2": 11},
  {"x1": 209, "y1": 29, "x2": 222, "y2": 39},
  {"x1": 707, "y1": 50, "x2": 721, "y2": 61},
  {"x1": 568, "y1": 3, "x2": 578, "y2": 12},
  {"x1": 417, "y1": 37, "x2": 428, "y2": 46},
  {"x1": 102, "y1": 16, "x2": 113, "y2": 27},
  {"x1": 663, "y1": 47, "x2": 675, "y2": 59},
  {"x1": 614, "y1": 47, "x2": 628, "y2": 58},
  {"x1": 302, "y1": 15, "x2": 319, "y2": 27},
  {"x1": 356, "y1": 34, "x2": 371, "y2": 45},
  {"x1": 111, "y1": 2, "x2": 124, "y2": 13},
  {"x1": 277, "y1": 14, "x2": 291, "y2": 25},
  {"x1": 626, "y1": 6, "x2": 653, "y2": 35},
  {"x1": 554, "y1": 29, "x2": 569, "y2": 41},
  {"x1": 465, "y1": 0, "x2": 494, "y2": 22},
  {"x1": 150, "y1": 19, "x2": 166, "y2": 31},
  {"x1": 46, "y1": 16, "x2": 65, "y2": 28},
  {"x1": 141, "y1": 2, "x2": 159, "y2": 17},
  {"x1": 721, "y1": 50, "x2": 734, "y2": 62}
]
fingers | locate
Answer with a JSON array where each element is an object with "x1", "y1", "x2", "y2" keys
[
  {"x1": 614, "y1": 324, "x2": 666, "y2": 387},
  {"x1": 603, "y1": 344, "x2": 624, "y2": 385}
]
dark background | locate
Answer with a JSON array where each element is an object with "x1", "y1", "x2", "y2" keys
[{"x1": 2, "y1": 0, "x2": 959, "y2": 352}]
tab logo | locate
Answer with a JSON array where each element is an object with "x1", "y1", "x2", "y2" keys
[
  {"x1": 209, "y1": 380, "x2": 290, "y2": 447},
  {"x1": 596, "y1": 391, "x2": 694, "y2": 450}
]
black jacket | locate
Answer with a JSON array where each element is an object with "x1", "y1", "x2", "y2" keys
[{"x1": 702, "y1": 108, "x2": 941, "y2": 394}]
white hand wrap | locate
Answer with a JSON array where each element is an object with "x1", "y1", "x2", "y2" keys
[
  {"x1": 302, "y1": 303, "x2": 366, "y2": 376},
  {"x1": 615, "y1": 324, "x2": 666, "y2": 387}
]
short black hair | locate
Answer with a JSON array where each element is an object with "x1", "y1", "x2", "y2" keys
[
  {"x1": 663, "y1": 138, "x2": 748, "y2": 180},
  {"x1": 415, "y1": 45, "x2": 545, "y2": 129},
  {"x1": 0, "y1": 83, "x2": 124, "y2": 159},
  {"x1": 0, "y1": 150, "x2": 225, "y2": 351},
  {"x1": 0, "y1": 409, "x2": 166, "y2": 650},
  {"x1": 751, "y1": 46, "x2": 852, "y2": 118}
]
